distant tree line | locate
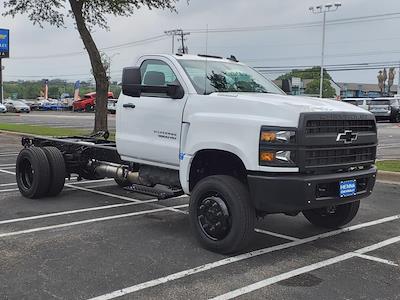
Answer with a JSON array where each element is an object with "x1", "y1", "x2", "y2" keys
[
  {"x1": 277, "y1": 67, "x2": 336, "y2": 98},
  {"x1": 3, "y1": 79, "x2": 121, "y2": 100}
]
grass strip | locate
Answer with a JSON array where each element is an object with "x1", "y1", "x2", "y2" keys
[{"x1": 376, "y1": 160, "x2": 400, "y2": 173}]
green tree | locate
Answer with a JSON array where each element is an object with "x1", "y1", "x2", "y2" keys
[
  {"x1": 305, "y1": 79, "x2": 336, "y2": 98},
  {"x1": 3, "y1": 0, "x2": 180, "y2": 132},
  {"x1": 277, "y1": 67, "x2": 332, "y2": 81}
]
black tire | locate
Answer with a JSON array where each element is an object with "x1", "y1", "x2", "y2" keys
[
  {"x1": 189, "y1": 175, "x2": 255, "y2": 254},
  {"x1": 391, "y1": 114, "x2": 400, "y2": 123},
  {"x1": 42, "y1": 147, "x2": 66, "y2": 197},
  {"x1": 85, "y1": 105, "x2": 92, "y2": 112},
  {"x1": 303, "y1": 201, "x2": 360, "y2": 229},
  {"x1": 16, "y1": 147, "x2": 51, "y2": 199}
]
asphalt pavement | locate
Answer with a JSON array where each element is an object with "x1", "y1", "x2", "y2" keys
[{"x1": 0, "y1": 134, "x2": 399, "y2": 300}]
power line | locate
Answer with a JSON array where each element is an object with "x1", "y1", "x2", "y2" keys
[
  {"x1": 186, "y1": 12, "x2": 400, "y2": 34},
  {"x1": 10, "y1": 34, "x2": 168, "y2": 60}
]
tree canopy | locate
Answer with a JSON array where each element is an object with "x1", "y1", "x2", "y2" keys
[
  {"x1": 3, "y1": 0, "x2": 180, "y2": 132},
  {"x1": 3, "y1": 0, "x2": 178, "y2": 29},
  {"x1": 305, "y1": 79, "x2": 336, "y2": 98},
  {"x1": 277, "y1": 67, "x2": 332, "y2": 81}
]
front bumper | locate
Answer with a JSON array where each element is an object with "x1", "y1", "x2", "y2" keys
[{"x1": 248, "y1": 167, "x2": 377, "y2": 213}]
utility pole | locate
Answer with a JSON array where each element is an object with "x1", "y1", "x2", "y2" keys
[
  {"x1": 165, "y1": 29, "x2": 190, "y2": 54},
  {"x1": 309, "y1": 3, "x2": 342, "y2": 98},
  {"x1": 164, "y1": 29, "x2": 182, "y2": 54},
  {"x1": 178, "y1": 30, "x2": 190, "y2": 54}
]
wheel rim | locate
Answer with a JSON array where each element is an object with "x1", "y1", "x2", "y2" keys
[
  {"x1": 197, "y1": 194, "x2": 231, "y2": 241},
  {"x1": 19, "y1": 158, "x2": 34, "y2": 190}
]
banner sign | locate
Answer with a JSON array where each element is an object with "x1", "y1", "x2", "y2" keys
[{"x1": 0, "y1": 28, "x2": 10, "y2": 58}]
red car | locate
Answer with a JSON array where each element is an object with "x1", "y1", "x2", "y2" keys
[{"x1": 73, "y1": 92, "x2": 114, "y2": 112}]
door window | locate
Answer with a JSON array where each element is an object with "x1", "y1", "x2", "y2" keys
[{"x1": 140, "y1": 60, "x2": 180, "y2": 98}]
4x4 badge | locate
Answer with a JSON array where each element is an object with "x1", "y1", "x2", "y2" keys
[{"x1": 336, "y1": 130, "x2": 358, "y2": 144}]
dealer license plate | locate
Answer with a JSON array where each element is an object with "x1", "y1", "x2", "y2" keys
[{"x1": 340, "y1": 180, "x2": 357, "y2": 198}]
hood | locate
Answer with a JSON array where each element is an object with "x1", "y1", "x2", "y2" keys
[{"x1": 209, "y1": 92, "x2": 372, "y2": 127}]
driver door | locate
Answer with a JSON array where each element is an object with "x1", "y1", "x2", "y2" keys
[{"x1": 117, "y1": 58, "x2": 188, "y2": 169}]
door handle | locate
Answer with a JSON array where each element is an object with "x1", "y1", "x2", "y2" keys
[{"x1": 123, "y1": 103, "x2": 136, "y2": 109}]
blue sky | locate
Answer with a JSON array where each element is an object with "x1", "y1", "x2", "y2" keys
[{"x1": 0, "y1": 0, "x2": 399, "y2": 84}]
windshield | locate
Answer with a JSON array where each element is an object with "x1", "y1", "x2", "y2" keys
[{"x1": 178, "y1": 59, "x2": 284, "y2": 95}]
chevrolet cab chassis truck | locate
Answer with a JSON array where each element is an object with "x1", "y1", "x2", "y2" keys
[{"x1": 15, "y1": 54, "x2": 378, "y2": 254}]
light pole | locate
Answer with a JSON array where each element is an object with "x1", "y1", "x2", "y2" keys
[{"x1": 309, "y1": 2, "x2": 342, "y2": 98}]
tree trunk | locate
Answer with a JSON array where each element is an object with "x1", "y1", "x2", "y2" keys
[{"x1": 69, "y1": 0, "x2": 108, "y2": 133}]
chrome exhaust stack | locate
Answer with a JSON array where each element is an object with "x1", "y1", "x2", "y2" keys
[{"x1": 89, "y1": 161, "x2": 139, "y2": 183}]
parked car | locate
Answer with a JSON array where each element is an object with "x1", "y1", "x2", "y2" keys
[
  {"x1": 73, "y1": 92, "x2": 114, "y2": 112},
  {"x1": 22, "y1": 100, "x2": 40, "y2": 111},
  {"x1": 107, "y1": 99, "x2": 118, "y2": 114},
  {"x1": 342, "y1": 98, "x2": 369, "y2": 111},
  {"x1": 0, "y1": 103, "x2": 7, "y2": 113},
  {"x1": 367, "y1": 97, "x2": 400, "y2": 123},
  {"x1": 4, "y1": 100, "x2": 31, "y2": 113}
]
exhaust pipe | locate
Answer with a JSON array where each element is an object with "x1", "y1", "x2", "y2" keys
[{"x1": 89, "y1": 162, "x2": 139, "y2": 184}]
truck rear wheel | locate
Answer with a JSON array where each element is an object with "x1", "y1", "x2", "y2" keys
[
  {"x1": 302, "y1": 201, "x2": 360, "y2": 229},
  {"x1": 42, "y1": 147, "x2": 66, "y2": 197},
  {"x1": 189, "y1": 175, "x2": 255, "y2": 254},
  {"x1": 16, "y1": 147, "x2": 51, "y2": 199}
]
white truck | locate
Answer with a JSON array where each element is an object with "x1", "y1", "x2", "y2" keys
[{"x1": 15, "y1": 54, "x2": 378, "y2": 254}]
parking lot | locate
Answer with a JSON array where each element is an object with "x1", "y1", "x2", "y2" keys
[{"x1": 0, "y1": 133, "x2": 399, "y2": 300}]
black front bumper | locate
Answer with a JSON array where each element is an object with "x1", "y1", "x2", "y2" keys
[{"x1": 247, "y1": 167, "x2": 377, "y2": 213}]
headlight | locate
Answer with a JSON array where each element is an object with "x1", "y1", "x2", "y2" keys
[
  {"x1": 259, "y1": 127, "x2": 297, "y2": 166},
  {"x1": 260, "y1": 130, "x2": 296, "y2": 144}
]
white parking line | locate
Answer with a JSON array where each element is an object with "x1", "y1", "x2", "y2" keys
[
  {"x1": 66, "y1": 184, "x2": 188, "y2": 215},
  {"x1": 0, "y1": 166, "x2": 15, "y2": 170},
  {"x1": 87, "y1": 214, "x2": 400, "y2": 300},
  {"x1": 0, "y1": 153, "x2": 18, "y2": 157},
  {"x1": 0, "y1": 169, "x2": 15, "y2": 175},
  {"x1": 255, "y1": 229, "x2": 300, "y2": 241},
  {"x1": 0, "y1": 188, "x2": 19, "y2": 193},
  {"x1": 210, "y1": 236, "x2": 400, "y2": 300},
  {"x1": 0, "y1": 200, "x2": 159, "y2": 225},
  {"x1": 0, "y1": 183, "x2": 16, "y2": 187},
  {"x1": 0, "y1": 164, "x2": 16, "y2": 168},
  {"x1": 0, "y1": 204, "x2": 189, "y2": 239},
  {"x1": 352, "y1": 253, "x2": 398, "y2": 267}
]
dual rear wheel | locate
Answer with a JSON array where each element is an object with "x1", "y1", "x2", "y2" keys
[{"x1": 16, "y1": 147, "x2": 66, "y2": 199}]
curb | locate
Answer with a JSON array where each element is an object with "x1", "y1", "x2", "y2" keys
[{"x1": 377, "y1": 170, "x2": 400, "y2": 183}]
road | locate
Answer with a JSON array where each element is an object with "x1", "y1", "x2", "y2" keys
[
  {"x1": 0, "y1": 111, "x2": 399, "y2": 159},
  {"x1": 0, "y1": 134, "x2": 399, "y2": 300}
]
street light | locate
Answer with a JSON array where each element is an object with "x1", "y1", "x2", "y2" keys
[{"x1": 310, "y1": 2, "x2": 342, "y2": 98}]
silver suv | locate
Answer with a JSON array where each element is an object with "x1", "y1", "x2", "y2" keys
[{"x1": 368, "y1": 98, "x2": 400, "y2": 123}]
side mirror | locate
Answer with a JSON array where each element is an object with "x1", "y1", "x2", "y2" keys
[
  {"x1": 281, "y1": 79, "x2": 292, "y2": 95},
  {"x1": 166, "y1": 84, "x2": 185, "y2": 99},
  {"x1": 122, "y1": 67, "x2": 142, "y2": 97}
]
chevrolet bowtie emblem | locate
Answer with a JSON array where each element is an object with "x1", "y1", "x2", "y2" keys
[{"x1": 336, "y1": 130, "x2": 358, "y2": 144}]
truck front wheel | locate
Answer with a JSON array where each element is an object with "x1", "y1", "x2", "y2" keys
[
  {"x1": 189, "y1": 175, "x2": 255, "y2": 254},
  {"x1": 302, "y1": 201, "x2": 360, "y2": 229}
]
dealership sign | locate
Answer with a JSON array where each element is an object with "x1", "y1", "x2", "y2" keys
[{"x1": 0, "y1": 28, "x2": 10, "y2": 58}]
